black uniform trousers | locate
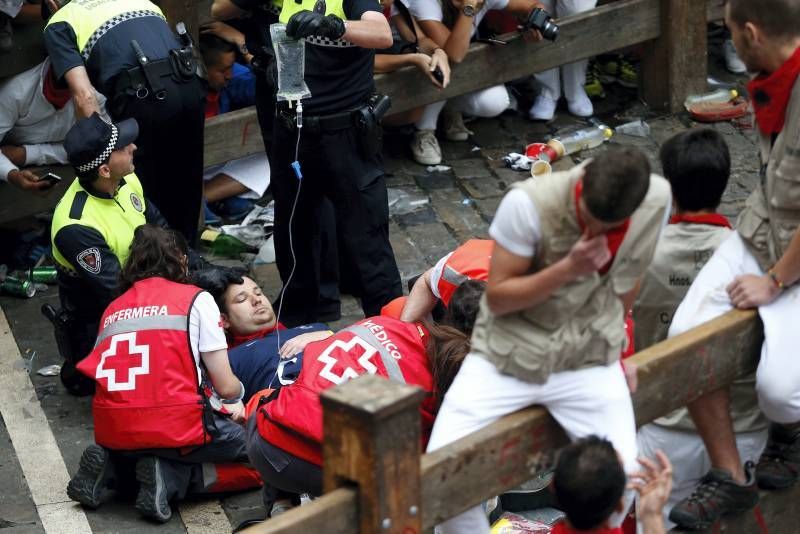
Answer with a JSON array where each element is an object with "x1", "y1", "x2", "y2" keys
[
  {"x1": 110, "y1": 76, "x2": 206, "y2": 244},
  {"x1": 270, "y1": 118, "x2": 402, "y2": 326}
]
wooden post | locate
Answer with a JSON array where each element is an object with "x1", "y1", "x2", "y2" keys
[
  {"x1": 321, "y1": 375, "x2": 426, "y2": 534},
  {"x1": 641, "y1": 0, "x2": 707, "y2": 112}
]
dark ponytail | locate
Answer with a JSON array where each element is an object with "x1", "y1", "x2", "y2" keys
[
  {"x1": 422, "y1": 319, "x2": 470, "y2": 409},
  {"x1": 118, "y1": 224, "x2": 189, "y2": 293}
]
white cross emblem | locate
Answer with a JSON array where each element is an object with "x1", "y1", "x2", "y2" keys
[{"x1": 96, "y1": 332, "x2": 150, "y2": 391}]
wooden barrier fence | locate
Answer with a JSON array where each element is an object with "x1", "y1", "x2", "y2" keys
[{"x1": 245, "y1": 310, "x2": 785, "y2": 533}]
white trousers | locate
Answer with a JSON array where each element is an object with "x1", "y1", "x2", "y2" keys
[
  {"x1": 203, "y1": 152, "x2": 271, "y2": 200},
  {"x1": 415, "y1": 85, "x2": 510, "y2": 130},
  {"x1": 669, "y1": 231, "x2": 800, "y2": 423},
  {"x1": 427, "y1": 354, "x2": 639, "y2": 534},
  {"x1": 636, "y1": 423, "x2": 767, "y2": 531},
  {"x1": 533, "y1": 0, "x2": 597, "y2": 102}
]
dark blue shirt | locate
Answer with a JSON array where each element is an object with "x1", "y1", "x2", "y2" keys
[{"x1": 228, "y1": 323, "x2": 328, "y2": 402}]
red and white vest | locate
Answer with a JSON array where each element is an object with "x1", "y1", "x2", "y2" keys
[
  {"x1": 436, "y1": 239, "x2": 492, "y2": 306},
  {"x1": 78, "y1": 277, "x2": 209, "y2": 450},
  {"x1": 257, "y1": 316, "x2": 436, "y2": 465}
]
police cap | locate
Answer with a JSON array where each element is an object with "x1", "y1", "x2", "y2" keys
[{"x1": 65, "y1": 113, "x2": 139, "y2": 174}]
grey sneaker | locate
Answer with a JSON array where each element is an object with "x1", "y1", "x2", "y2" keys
[
  {"x1": 442, "y1": 109, "x2": 473, "y2": 141},
  {"x1": 135, "y1": 456, "x2": 172, "y2": 523},
  {"x1": 757, "y1": 423, "x2": 800, "y2": 489},
  {"x1": 669, "y1": 462, "x2": 758, "y2": 530},
  {"x1": 723, "y1": 39, "x2": 747, "y2": 74},
  {"x1": 411, "y1": 129, "x2": 442, "y2": 165},
  {"x1": 67, "y1": 445, "x2": 116, "y2": 509}
]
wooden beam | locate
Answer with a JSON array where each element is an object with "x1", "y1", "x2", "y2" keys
[
  {"x1": 417, "y1": 310, "x2": 761, "y2": 530},
  {"x1": 321, "y1": 375, "x2": 426, "y2": 534},
  {"x1": 641, "y1": 0, "x2": 708, "y2": 112},
  {"x1": 204, "y1": 107, "x2": 266, "y2": 167},
  {"x1": 241, "y1": 488, "x2": 359, "y2": 533}
]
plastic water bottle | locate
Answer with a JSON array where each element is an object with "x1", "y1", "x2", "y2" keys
[
  {"x1": 684, "y1": 89, "x2": 738, "y2": 110},
  {"x1": 549, "y1": 125, "x2": 614, "y2": 157}
]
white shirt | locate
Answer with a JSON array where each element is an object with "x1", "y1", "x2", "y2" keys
[
  {"x1": 489, "y1": 188, "x2": 543, "y2": 258},
  {"x1": 188, "y1": 291, "x2": 228, "y2": 363},
  {"x1": 0, "y1": 58, "x2": 107, "y2": 181},
  {"x1": 409, "y1": 0, "x2": 510, "y2": 37}
]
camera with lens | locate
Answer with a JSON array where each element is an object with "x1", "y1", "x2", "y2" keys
[{"x1": 524, "y1": 7, "x2": 559, "y2": 41}]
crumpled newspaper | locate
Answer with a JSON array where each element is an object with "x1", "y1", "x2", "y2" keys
[{"x1": 502, "y1": 153, "x2": 534, "y2": 171}]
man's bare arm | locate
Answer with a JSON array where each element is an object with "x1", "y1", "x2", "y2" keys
[{"x1": 64, "y1": 66, "x2": 100, "y2": 118}]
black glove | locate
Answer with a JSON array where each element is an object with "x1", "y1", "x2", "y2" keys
[
  {"x1": 189, "y1": 267, "x2": 246, "y2": 301},
  {"x1": 286, "y1": 10, "x2": 346, "y2": 40}
]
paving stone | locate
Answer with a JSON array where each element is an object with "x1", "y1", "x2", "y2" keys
[{"x1": 460, "y1": 176, "x2": 508, "y2": 200}]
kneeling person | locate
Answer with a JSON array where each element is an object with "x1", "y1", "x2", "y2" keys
[{"x1": 67, "y1": 226, "x2": 259, "y2": 522}]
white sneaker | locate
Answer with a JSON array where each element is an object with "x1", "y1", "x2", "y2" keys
[
  {"x1": 270, "y1": 498, "x2": 294, "y2": 517},
  {"x1": 567, "y1": 90, "x2": 594, "y2": 118},
  {"x1": 442, "y1": 109, "x2": 473, "y2": 141},
  {"x1": 528, "y1": 95, "x2": 557, "y2": 121},
  {"x1": 411, "y1": 129, "x2": 442, "y2": 165},
  {"x1": 723, "y1": 39, "x2": 747, "y2": 74}
]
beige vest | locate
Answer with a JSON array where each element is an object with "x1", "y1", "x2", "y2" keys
[
  {"x1": 633, "y1": 222, "x2": 768, "y2": 432},
  {"x1": 738, "y1": 76, "x2": 800, "y2": 271},
  {"x1": 471, "y1": 166, "x2": 671, "y2": 384}
]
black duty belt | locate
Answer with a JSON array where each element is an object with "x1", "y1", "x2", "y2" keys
[
  {"x1": 114, "y1": 50, "x2": 196, "y2": 101},
  {"x1": 278, "y1": 108, "x2": 359, "y2": 133}
]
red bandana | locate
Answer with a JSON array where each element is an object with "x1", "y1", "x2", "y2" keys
[
  {"x1": 42, "y1": 64, "x2": 72, "y2": 110},
  {"x1": 574, "y1": 181, "x2": 631, "y2": 275},
  {"x1": 748, "y1": 46, "x2": 800, "y2": 136},
  {"x1": 205, "y1": 90, "x2": 221, "y2": 119},
  {"x1": 229, "y1": 322, "x2": 286, "y2": 348},
  {"x1": 669, "y1": 213, "x2": 732, "y2": 228}
]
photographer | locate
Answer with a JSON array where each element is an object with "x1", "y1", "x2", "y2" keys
[{"x1": 407, "y1": 0, "x2": 545, "y2": 165}]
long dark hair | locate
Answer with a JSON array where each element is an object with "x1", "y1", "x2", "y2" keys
[
  {"x1": 118, "y1": 224, "x2": 189, "y2": 293},
  {"x1": 422, "y1": 319, "x2": 471, "y2": 409}
]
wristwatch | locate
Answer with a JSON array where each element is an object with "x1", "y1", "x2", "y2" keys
[{"x1": 462, "y1": 2, "x2": 475, "y2": 16}]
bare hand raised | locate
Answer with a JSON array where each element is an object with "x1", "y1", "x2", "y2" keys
[{"x1": 564, "y1": 230, "x2": 610, "y2": 277}]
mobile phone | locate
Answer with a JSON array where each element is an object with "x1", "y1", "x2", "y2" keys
[
  {"x1": 432, "y1": 66, "x2": 445, "y2": 85},
  {"x1": 39, "y1": 171, "x2": 62, "y2": 186}
]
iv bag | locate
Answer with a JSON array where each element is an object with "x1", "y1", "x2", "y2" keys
[{"x1": 270, "y1": 23, "x2": 312, "y2": 102}]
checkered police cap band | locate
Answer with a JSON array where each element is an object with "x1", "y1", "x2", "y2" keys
[{"x1": 76, "y1": 124, "x2": 118, "y2": 174}]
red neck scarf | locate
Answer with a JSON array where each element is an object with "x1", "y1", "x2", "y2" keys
[
  {"x1": 748, "y1": 46, "x2": 800, "y2": 136},
  {"x1": 205, "y1": 90, "x2": 221, "y2": 119},
  {"x1": 229, "y1": 322, "x2": 285, "y2": 348},
  {"x1": 574, "y1": 181, "x2": 631, "y2": 275},
  {"x1": 42, "y1": 64, "x2": 72, "y2": 110},
  {"x1": 669, "y1": 213, "x2": 731, "y2": 228}
]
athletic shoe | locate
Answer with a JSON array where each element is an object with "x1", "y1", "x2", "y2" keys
[
  {"x1": 668, "y1": 462, "x2": 758, "y2": 530},
  {"x1": 203, "y1": 202, "x2": 222, "y2": 226},
  {"x1": 584, "y1": 62, "x2": 606, "y2": 99},
  {"x1": 411, "y1": 129, "x2": 442, "y2": 165},
  {"x1": 528, "y1": 95, "x2": 557, "y2": 121},
  {"x1": 598, "y1": 56, "x2": 638, "y2": 88},
  {"x1": 60, "y1": 361, "x2": 96, "y2": 397},
  {"x1": 723, "y1": 39, "x2": 747, "y2": 74},
  {"x1": 216, "y1": 197, "x2": 255, "y2": 222},
  {"x1": 135, "y1": 456, "x2": 172, "y2": 523},
  {"x1": 67, "y1": 445, "x2": 116, "y2": 509},
  {"x1": 567, "y1": 90, "x2": 594, "y2": 118},
  {"x1": 270, "y1": 498, "x2": 295, "y2": 517},
  {"x1": 442, "y1": 109, "x2": 473, "y2": 141},
  {"x1": 757, "y1": 423, "x2": 800, "y2": 489}
]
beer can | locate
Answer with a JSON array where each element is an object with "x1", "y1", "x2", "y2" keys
[
  {"x1": 28, "y1": 266, "x2": 58, "y2": 284},
  {"x1": 1, "y1": 276, "x2": 35, "y2": 298}
]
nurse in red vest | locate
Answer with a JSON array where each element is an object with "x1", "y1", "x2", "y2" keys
[
  {"x1": 66, "y1": 225, "x2": 260, "y2": 523},
  {"x1": 244, "y1": 283, "x2": 480, "y2": 517}
]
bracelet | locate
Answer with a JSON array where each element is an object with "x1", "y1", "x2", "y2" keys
[
  {"x1": 221, "y1": 381, "x2": 245, "y2": 404},
  {"x1": 767, "y1": 268, "x2": 785, "y2": 291}
]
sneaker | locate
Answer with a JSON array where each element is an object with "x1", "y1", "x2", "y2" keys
[
  {"x1": 411, "y1": 129, "x2": 442, "y2": 165},
  {"x1": 567, "y1": 90, "x2": 594, "y2": 118},
  {"x1": 757, "y1": 423, "x2": 800, "y2": 489},
  {"x1": 216, "y1": 197, "x2": 255, "y2": 222},
  {"x1": 442, "y1": 109, "x2": 473, "y2": 141},
  {"x1": 598, "y1": 55, "x2": 638, "y2": 88},
  {"x1": 668, "y1": 463, "x2": 758, "y2": 530},
  {"x1": 67, "y1": 445, "x2": 116, "y2": 509},
  {"x1": 584, "y1": 62, "x2": 606, "y2": 99},
  {"x1": 0, "y1": 15, "x2": 12, "y2": 53},
  {"x1": 723, "y1": 39, "x2": 747, "y2": 74},
  {"x1": 270, "y1": 498, "x2": 295, "y2": 517},
  {"x1": 203, "y1": 202, "x2": 222, "y2": 226},
  {"x1": 135, "y1": 456, "x2": 172, "y2": 523},
  {"x1": 528, "y1": 95, "x2": 557, "y2": 121}
]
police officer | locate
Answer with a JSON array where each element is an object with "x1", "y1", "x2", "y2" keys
[
  {"x1": 49, "y1": 113, "x2": 173, "y2": 395},
  {"x1": 42, "y1": 0, "x2": 206, "y2": 243}
]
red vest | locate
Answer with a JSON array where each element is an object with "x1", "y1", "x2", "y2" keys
[
  {"x1": 78, "y1": 277, "x2": 209, "y2": 450},
  {"x1": 436, "y1": 239, "x2": 492, "y2": 306},
  {"x1": 257, "y1": 316, "x2": 436, "y2": 465}
]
